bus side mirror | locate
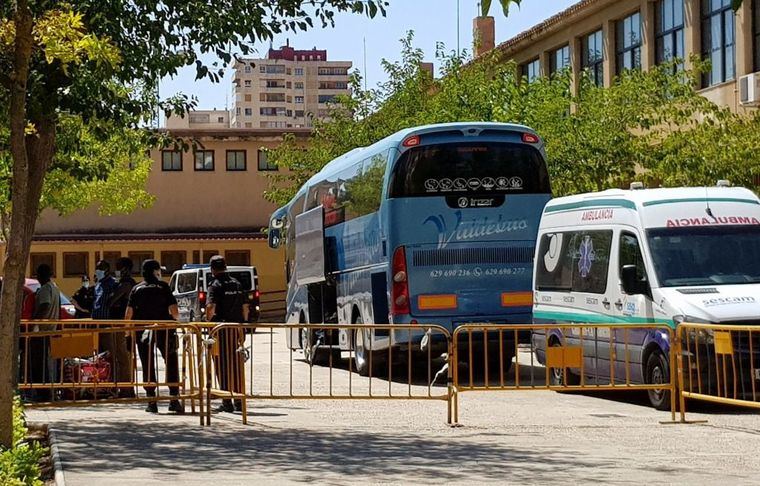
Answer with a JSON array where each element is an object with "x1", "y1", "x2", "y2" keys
[
  {"x1": 621, "y1": 265, "x2": 643, "y2": 295},
  {"x1": 268, "y1": 217, "x2": 284, "y2": 249}
]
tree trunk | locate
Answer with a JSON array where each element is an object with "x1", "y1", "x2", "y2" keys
[{"x1": 0, "y1": 0, "x2": 53, "y2": 450}]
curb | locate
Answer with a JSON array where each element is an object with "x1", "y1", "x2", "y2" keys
[{"x1": 48, "y1": 427, "x2": 66, "y2": 486}]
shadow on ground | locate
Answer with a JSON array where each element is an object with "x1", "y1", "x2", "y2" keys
[{"x1": 53, "y1": 411, "x2": 623, "y2": 483}]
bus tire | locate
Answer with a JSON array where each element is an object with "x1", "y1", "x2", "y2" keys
[
  {"x1": 353, "y1": 317, "x2": 384, "y2": 377},
  {"x1": 645, "y1": 350, "x2": 671, "y2": 411}
]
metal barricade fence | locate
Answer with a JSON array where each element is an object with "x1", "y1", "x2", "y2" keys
[
  {"x1": 19, "y1": 320, "x2": 206, "y2": 425},
  {"x1": 451, "y1": 323, "x2": 678, "y2": 424},
  {"x1": 676, "y1": 322, "x2": 760, "y2": 420},
  {"x1": 201, "y1": 323, "x2": 454, "y2": 426}
]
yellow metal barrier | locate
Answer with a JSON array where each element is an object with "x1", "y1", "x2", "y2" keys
[
  {"x1": 200, "y1": 323, "x2": 454, "y2": 426},
  {"x1": 451, "y1": 323, "x2": 678, "y2": 424},
  {"x1": 676, "y1": 322, "x2": 760, "y2": 421},
  {"x1": 19, "y1": 320, "x2": 206, "y2": 425}
]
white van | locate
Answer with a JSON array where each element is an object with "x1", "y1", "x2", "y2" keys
[
  {"x1": 169, "y1": 264, "x2": 260, "y2": 323},
  {"x1": 532, "y1": 183, "x2": 760, "y2": 409}
]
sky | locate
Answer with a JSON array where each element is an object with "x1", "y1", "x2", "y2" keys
[{"x1": 158, "y1": 0, "x2": 579, "y2": 118}]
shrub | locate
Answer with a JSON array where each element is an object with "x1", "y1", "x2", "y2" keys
[{"x1": 0, "y1": 397, "x2": 45, "y2": 486}]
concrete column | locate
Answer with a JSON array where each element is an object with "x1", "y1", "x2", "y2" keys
[
  {"x1": 473, "y1": 16, "x2": 496, "y2": 58},
  {"x1": 683, "y1": 0, "x2": 701, "y2": 72},
  {"x1": 603, "y1": 19, "x2": 615, "y2": 86},
  {"x1": 539, "y1": 50, "x2": 550, "y2": 78},
  {"x1": 641, "y1": 0, "x2": 656, "y2": 70},
  {"x1": 571, "y1": 36, "x2": 582, "y2": 95},
  {"x1": 734, "y1": 1, "x2": 753, "y2": 78}
]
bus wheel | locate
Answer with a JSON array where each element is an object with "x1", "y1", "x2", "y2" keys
[
  {"x1": 646, "y1": 350, "x2": 671, "y2": 410},
  {"x1": 354, "y1": 319, "x2": 383, "y2": 377},
  {"x1": 549, "y1": 340, "x2": 580, "y2": 386}
]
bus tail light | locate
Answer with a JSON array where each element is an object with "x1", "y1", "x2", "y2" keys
[
  {"x1": 521, "y1": 132, "x2": 540, "y2": 144},
  {"x1": 391, "y1": 246, "x2": 410, "y2": 315}
]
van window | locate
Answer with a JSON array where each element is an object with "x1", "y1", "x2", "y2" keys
[
  {"x1": 536, "y1": 230, "x2": 612, "y2": 294},
  {"x1": 205, "y1": 271, "x2": 253, "y2": 291},
  {"x1": 177, "y1": 272, "x2": 197, "y2": 293},
  {"x1": 619, "y1": 232, "x2": 649, "y2": 287}
]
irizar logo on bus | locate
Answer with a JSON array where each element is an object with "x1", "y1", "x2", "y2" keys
[{"x1": 424, "y1": 210, "x2": 529, "y2": 249}]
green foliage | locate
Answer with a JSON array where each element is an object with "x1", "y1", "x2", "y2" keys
[
  {"x1": 481, "y1": 0, "x2": 522, "y2": 17},
  {"x1": 266, "y1": 34, "x2": 760, "y2": 207},
  {"x1": 0, "y1": 397, "x2": 45, "y2": 486}
]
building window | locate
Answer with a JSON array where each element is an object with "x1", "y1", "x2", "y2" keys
[
  {"x1": 318, "y1": 94, "x2": 337, "y2": 104},
  {"x1": 753, "y1": 0, "x2": 760, "y2": 71},
  {"x1": 161, "y1": 150, "x2": 182, "y2": 171},
  {"x1": 520, "y1": 58, "x2": 540, "y2": 83},
  {"x1": 244, "y1": 94, "x2": 252, "y2": 102},
  {"x1": 260, "y1": 65, "x2": 265, "y2": 73},
  {"x1": 702, "y1": 0, "x2": 736, "y2": 86},
  {"x1": 128, "y1": 252, "x2": 155, "y2": 274},
  {"x1": 202, "y1": 250, "x2": 219, "y2": 263},
  {"x1": 616, "y1": 12, "x2": 642, "y2": 74},
  {"x1": 235, "y1": 107, "x2": 241, "y2": 115},
  {"x1": 244, "y1": 122, "x2": 252, "y2": 128},
  {"x1": 160, "y1": 251, "x2": 186, "y2": 274},
  {"x1": 226, "y1": 150, "x2": 246, "y2": 171},
  {"x1": 194, "y1": 150, "x2": 214, "y2": 171},
  {"x1": 217, "y1": 116, "x2": 225, "y2": 123},
  {"x1": 102, "y1": 251, "x2": 121, "y2": 272},
  {"x1": 258, "y1": 150, "x2": 278, "y2": 171},
  {"x1": 295, "y1": 110, "x2": 305, "y2": 118},
  {"x1": 582, "y1": 29, "x2": 604, "y2": 86},
  {"x1": 244, "y1": 65, "x2": 251, "y2": 74},
  {"x1": 549, "y1": 45, "x2": 571, "y2": 76},
  {"x1": 244, "y1": 108, "x2": 252, "y2": 117},
  {"x1": 295, "y1": 96, "x2": 304, "y2": 103},
  {"x1": 30, "y1": 253, "x2": 56, "y2": 278},
  {"x1": 656, "y1": 0, "x2": 685, "y2": 71},
  {"x1": 192, "y1": 251, "x2": 200, "y2": 264},
  {"x1": 295, "y1": 68, "x2": 304, "y2": 76},
  {"x1": 295, "y1": 82, "x2": 304, "y2": 89},
  {"x1": 62, "y1": 253, "x2": 88, "y2": 278},
  {"x1": 244, "y1": 80, "x2": 251, "y2": 88},
  {"x1": 225, "y1": 250, "x2": 251, "y2": 266}
]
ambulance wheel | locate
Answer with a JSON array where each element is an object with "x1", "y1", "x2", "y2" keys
[
  {"x1": 549, "y1": 340, "x2": 580, "y2": 386},
  {"x1": 646, "y1": 350, "x2": 671, "y2": 411}
]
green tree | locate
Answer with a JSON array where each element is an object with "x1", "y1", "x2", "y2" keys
[
  {"x1": 265, "y1": 35, "x2": 760, "y2": 207},
  {"x1": 480, "y1": 0, "x2": 523, "y2": 16},
  {"x1": 0, "y1": 0, "x2": 387, "y2": 449}
]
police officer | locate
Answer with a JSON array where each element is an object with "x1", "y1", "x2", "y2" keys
[
  {"x1": 206, "y1": 255, "x2": 249, "y2": 413},
  {"x1": 125, "y1": 259, "x2": 184, "y2": 414},
  {"x1": 107, "y1": 257, "x2": 137, "y2": 398}
]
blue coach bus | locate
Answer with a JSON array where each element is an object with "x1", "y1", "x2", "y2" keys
[{"x1": 268, "y1": 122, "x2": 552, "y2": 375}]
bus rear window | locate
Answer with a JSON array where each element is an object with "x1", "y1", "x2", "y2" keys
[{"x1": 388, "y1": 142, "x2": 551, "y2": 198}]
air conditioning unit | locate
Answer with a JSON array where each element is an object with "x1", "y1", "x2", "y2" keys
[{"x1": 739, "y1": 73, "x2": 760, "y2": 106}]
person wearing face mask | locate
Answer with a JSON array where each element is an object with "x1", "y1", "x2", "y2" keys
[
  {"x1": 71, "y1": 276, "x2": 95, "y2": 318},
  {"x1": 126, "y1": 259, "x2": 184, "y2": 414},
  {"x1": 92, "y1": 259, "x2": 132, "y2": 398}
]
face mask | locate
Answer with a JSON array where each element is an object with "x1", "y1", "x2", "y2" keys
[
  {"x1": 95, "y1": 270, "x2": 106, "y2": 281},
  {"x1": 114, "y1": 270, "x2": 122, "y2": 279},
  {"x1": 83, "y1": 281, "x2": 90, "y2": 289},
  {"x1": 153, "y1": 270, "x2": 162, "y2": 280}
]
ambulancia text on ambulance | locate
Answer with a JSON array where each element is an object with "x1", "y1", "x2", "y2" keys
[{"x1": 531, "y1": 182, "x2": 760, "y2": 409}]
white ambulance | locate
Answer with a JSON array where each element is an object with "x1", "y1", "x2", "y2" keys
[{"x1": 532, "y1": 182, "x2": 760, "y2": 409}]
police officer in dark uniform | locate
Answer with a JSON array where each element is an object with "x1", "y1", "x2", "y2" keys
[
  {"x1": 206, "y1": 255, "x2": 248, "y2": 413},
  {"x1": 125, "y1": 259, "x2": 184, "y2": 414}
]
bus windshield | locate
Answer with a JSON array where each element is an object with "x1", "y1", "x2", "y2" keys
[
  {"x1": 647, "y1": 225, "x2": 760, "y2": 287},
  {"x1": 388, "y1": 141, "x2": 550, "y2": 198}
]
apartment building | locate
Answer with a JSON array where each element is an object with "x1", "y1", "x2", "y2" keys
[
  {"x1": 165, "y1": 109, "x2": 230, "y2": 129},
  {"x1": 6, "y1": 128, "x2": 312, "y2": 295},
  {"x1": 474, "y1": 0, "x2": 760, "y2": 113},
  {"x1": 230, "y1": 42, "x2": 352, "y2": 129}
]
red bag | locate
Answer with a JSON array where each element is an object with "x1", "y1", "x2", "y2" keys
[{"x1": 63, "y1": 352, "x2": 112, "y2": 399}]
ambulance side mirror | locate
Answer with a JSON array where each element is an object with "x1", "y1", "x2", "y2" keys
[{"x1": 621, "y1": 265, "x2": 644, "y2": 295}]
